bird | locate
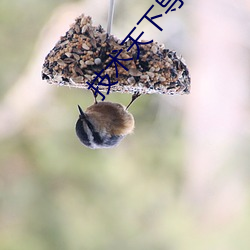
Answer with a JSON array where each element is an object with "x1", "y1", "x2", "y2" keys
[{"x1": 75, "y1": 92, "x2": 140, "y2": 149}]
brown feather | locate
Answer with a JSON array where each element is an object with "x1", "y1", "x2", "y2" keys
[{"x1": 85, "y1": 102, "x2": 134, "y2": 135}]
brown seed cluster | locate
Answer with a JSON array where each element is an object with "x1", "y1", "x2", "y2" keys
[{"x1": 42, "y1": 14, "x2": 190, "y2": 95}]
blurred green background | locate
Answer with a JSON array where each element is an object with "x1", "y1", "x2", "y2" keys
[{"x1": 1, "y1": 0, "x2": 250, "y2": 249}]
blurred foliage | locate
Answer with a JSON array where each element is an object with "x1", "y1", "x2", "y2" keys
[{"x1": 0, "y1": 0, "x2": 72, "y2": 98}]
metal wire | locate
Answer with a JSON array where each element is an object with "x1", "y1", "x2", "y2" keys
[{"x1": 107, "y1": 0, "x2": 115, "y2": 34}]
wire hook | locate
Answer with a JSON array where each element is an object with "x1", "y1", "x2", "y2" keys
[{"x1": 107, "y1": 0, "x2": 115, "y2": 34}]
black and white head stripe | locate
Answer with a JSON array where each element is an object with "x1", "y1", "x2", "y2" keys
[
  {"x1": 75, "y1": 105, "x2": 124, "y2": 149},
  {"x1": 75, "y1": 118, "x2": 92, "y2": 147}
]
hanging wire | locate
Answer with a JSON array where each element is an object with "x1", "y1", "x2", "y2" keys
[{"x1": 107, "y1": 0, "x2": 115, "y2": 34}]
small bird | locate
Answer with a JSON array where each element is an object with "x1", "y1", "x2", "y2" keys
[{"x1": 75, "y1": 92, "x2": 140, "y2": 149}]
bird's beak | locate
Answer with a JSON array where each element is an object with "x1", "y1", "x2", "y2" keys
[{"x1": 77, "y1": 105, "x2": 86, "y2": 119}]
